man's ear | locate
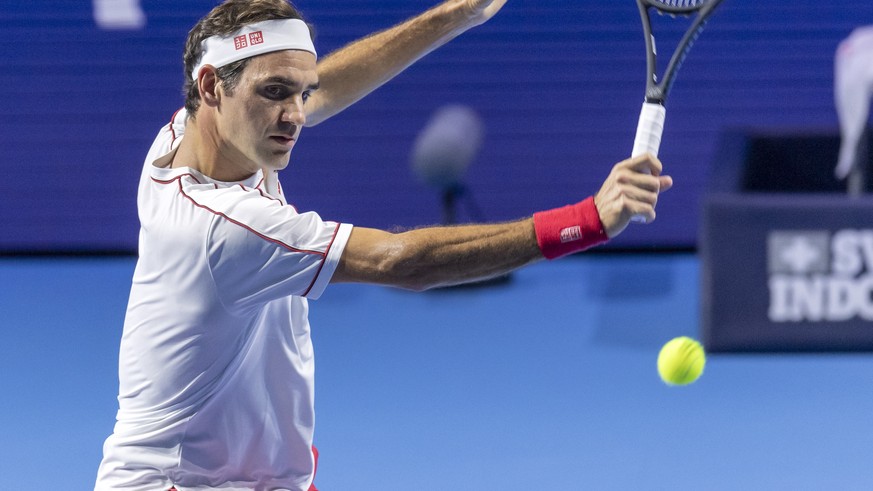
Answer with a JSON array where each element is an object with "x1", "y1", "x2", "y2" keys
[{"x1": 198, "y1": 65, "x2": 221, "y2": 108}]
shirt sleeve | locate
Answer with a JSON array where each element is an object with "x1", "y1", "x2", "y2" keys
[{"x1": 203, "y1": 185, "x2": 352, "y2": 313}]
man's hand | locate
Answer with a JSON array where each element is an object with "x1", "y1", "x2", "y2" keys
[
  {"x1": 593, "y1": 154, "x2": 673, "y2": 239},
  {"x1": 459, "y1": 0, "x2": 508, "y2": 26}
]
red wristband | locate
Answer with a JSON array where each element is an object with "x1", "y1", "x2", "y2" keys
[{"x1": 532, "y1": 196, "x2": 608, "y2": 259}]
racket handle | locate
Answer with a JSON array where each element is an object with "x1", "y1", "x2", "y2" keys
[
  {"x1": 630, "y1": 102, "x2": 666, "y2": 223},
  {"x1": 632, "y1": 102, "x2": 666, "y2": 158}
]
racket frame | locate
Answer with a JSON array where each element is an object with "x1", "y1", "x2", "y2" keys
[{"x1": 637, "y1": 0, "x2": 724, "y2": 105}]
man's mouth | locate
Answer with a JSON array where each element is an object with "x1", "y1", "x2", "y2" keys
[{"x1": 270, "y1": 135, "x2": 296, "y2": 148}]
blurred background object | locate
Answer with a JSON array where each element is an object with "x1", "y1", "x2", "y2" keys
[
  {"x1": 411, "y1": 104, "x2": 484, "y2": 225},
  {"x1": 92, "y1": 0, "x2": 146, "y2": 30},
  {"x1": 834, "y1": 25, "x2": 873, "y2": 194}
]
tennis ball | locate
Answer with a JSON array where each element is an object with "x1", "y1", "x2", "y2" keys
[{"x1": 657, "y1": 336, "x2": 705, "y2": 386}]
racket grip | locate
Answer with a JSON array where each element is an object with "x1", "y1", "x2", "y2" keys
[
  {"x1": 630, "y1": 102, "x2": 666, "y2": 223},
  {"x1": 631, "y1": 102, "x2": 666, "y2": 159}
]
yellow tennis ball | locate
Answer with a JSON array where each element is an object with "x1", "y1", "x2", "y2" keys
[{"x1": 657, "y1": 336, "x2": 706, "y2": 386}]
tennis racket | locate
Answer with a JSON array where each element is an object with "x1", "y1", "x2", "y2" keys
[
  {"x1": 632, "y1": 0, "x2": 724, "y2": 157},
  {"x1": 630, "y1": 0, "x2": 724, "y2": 219}
]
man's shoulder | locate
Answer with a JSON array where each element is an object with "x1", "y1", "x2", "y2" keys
[
  {"x1": 178, "y1": 177, "x2": 289, "y2": 224},
  {"x1": 144, "y1": 108, "x2": 187, "y2": 167}
]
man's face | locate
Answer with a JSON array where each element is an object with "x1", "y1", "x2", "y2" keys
[{"x1": 213, "y1": 49, "x2": 318, "y2": 176}]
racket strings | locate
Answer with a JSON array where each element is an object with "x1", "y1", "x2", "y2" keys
[
  {"x1": 648, "y1": 0, "x2": 709, "y2": 10},
  {"x1": 655, "y1": 21, "x2": 707, "y2": 95}
]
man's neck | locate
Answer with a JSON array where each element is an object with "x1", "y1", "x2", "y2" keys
[{"x1": 172, "y1": 115, "x2": 257, "y2": 183}]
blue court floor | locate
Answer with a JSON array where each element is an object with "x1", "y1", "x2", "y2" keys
[{"x1": 2, "y1": 254, "x2": 873, "y2": 490}]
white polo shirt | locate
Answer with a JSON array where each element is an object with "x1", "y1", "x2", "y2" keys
[{"x1": 96, "y1": 109, "x2": 352, "y2": 491}]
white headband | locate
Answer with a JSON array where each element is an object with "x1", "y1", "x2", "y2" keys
[{"x1": 192, "y1": 18, "x2": 316, "y2": 80}]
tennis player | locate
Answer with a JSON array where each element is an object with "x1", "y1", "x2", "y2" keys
[{"x1": 95, "y1": 1, "x2": 672, "y2": 490}]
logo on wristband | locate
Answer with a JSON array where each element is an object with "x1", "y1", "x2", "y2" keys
[{"x1": 560, "y1": 225, "x2": 582, "y2": 243}]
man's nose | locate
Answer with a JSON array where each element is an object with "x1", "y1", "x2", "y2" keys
[{"x1": 281, "y1": 96, "x2": 306, "y2": 126}]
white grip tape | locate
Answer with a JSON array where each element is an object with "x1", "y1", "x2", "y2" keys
[
  {"x1": 631, "y1": 102, "x2": 666, "y2": 158},
  {"x1": 630, "y1": 102, "x2": 666, "y2": 223}
]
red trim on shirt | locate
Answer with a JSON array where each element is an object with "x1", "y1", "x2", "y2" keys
[
  {"x1": 153, "y1": 173, "x2": 203, "y2": 185},
  {"x1": 309, "y1": 445, "x2": 319, "y2": 491},
  {"x1": 254, "y1": 186, "x2": 283, "y2": 204},
  {"x1": 301, "y1": 223, "x2": 343, "y2": 297},
  {"x1": 169, "y1": 108, "x2": 183, "y2": 145},
  {"x1": 248, "y1": 179, "x2": 285, "y2": 205},
  {"x1": 152, "y1": 174, "x2": 326, "y2": 256}
]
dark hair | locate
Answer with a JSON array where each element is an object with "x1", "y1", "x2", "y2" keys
[{"x1": 182, "y1": 0, "x2": 312, "y2": 117}]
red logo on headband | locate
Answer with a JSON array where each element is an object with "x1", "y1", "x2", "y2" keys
[
  {"x1": 232, "y1": 32, "x2": 263, "y2": 51},
  {"x1": 234, "y1": 35, "x2": 248, "y2": 50}
]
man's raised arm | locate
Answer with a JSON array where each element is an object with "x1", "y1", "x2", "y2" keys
[{"x1": 305, "y1": 0, "x2": 507, "y2": 126}]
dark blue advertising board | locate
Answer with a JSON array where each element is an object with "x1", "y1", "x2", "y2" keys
[{"x1": 702, "y1": 194, "x2": 873, "y2": 351}]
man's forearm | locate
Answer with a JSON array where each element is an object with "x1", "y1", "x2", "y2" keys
[
  {"x1": 394, "y1": 219, "x2": 543, "y2": 290},
  {"x1": 306, "y1": 1, "x2": 493, "y2": 126},
  {"x1": 334, "y1": 219, "x2": 542, "y2": 291}
]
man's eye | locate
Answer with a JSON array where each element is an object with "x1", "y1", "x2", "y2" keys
[
  {"x1": 302, "y1": 90, "x2": 312, "y2": 103},
  {"x1": 264, "y1": 86, "x2": 288, "y2": 99}
]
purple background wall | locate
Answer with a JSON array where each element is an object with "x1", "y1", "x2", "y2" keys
[{"x1": 3, "y1": 0, "x2": 872, "y2": 252}]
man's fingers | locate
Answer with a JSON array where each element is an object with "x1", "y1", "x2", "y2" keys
[
  {"x1": 659, "y1": 175, "x2": 673, "y2": 193},
  {"x1": 463, "y1": 0, "x2": 508, "y2": 23},
  {"x1": 628, "y1": 187, "x2": 660, "y2": 208},
  {"x1": 614, "y1": 168, "x2": 663, "y2": 192},
  {"x1": 595, "y1": 154, "x2": 672, "y2": 236},
  {"x1": 623, "y1": 152, "x2": 663, "y2": 176}
]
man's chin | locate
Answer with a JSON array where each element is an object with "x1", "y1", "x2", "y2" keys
[{"x1": 261, "y1": 155, "x2": 292, "y2": 172}]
